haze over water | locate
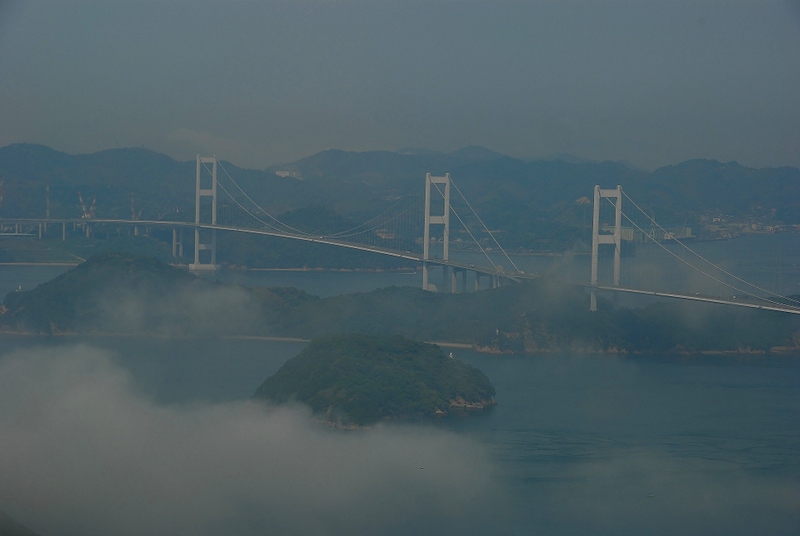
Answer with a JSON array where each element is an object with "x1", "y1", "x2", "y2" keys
[
  {"x1": 2, "y1": 336, "x2": 797, "y2": 535},
  {"x1": 2, "y1": 0, "x2": 799, "y2": 531},
  {"x1": 0, "y1": 233, "x2": 798, "y2": 535}
]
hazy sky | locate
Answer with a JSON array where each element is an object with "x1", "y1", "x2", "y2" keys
[{"x1": 1, "y1": 0, "x2": 799, "y2": 170}]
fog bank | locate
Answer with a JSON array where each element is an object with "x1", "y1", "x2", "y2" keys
[{"x1": 0, "y1": 345, "x2": 500, "y2": 536}]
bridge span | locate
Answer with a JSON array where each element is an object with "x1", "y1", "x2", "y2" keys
[
  {"x1": 1, "y1": 156, "x2": 798, "y2": 315},
  {"x1": 0, "y1": 216, "x2": 517, "y2": 291},
  {"x1": 589, "y1": 285, "x2": 800, "y2": 316}
]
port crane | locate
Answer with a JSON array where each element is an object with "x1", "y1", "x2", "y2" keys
[{"x1": 77, "y1": 192, "x2": 96, "y2": 219}]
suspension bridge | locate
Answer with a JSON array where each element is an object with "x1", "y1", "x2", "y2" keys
[
  {"x1": 1, "y1": 155, "x2": 798, "y2": 315},
  {"x1": 184, "y1": 155, "x2": 523, "y2": 292}
]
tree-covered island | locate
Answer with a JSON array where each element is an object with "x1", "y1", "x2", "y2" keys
[{"x1": 253, "y1": 334, "x2": 496, "y2": 426}]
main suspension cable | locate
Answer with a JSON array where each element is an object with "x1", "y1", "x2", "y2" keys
[
  {"x1": 621, "y1": 191, "x2": 800, "y2": 307},
  {"x1": 600, "y1": 194, "x2": 797, "y2": 310},
  {"x1": 450, "y1": 178, "x2": 521, "y2": 273},
  {"x1": 214, "y1": 160, "x2": 312, "y2": 237},
  {"x1": 431, "y1": 181, "x2": 497, "y2": 270}
]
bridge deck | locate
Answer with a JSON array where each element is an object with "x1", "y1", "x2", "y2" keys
[
  {"x1": 592, "y1": 285, "x2": 800, "y2": 315},
  {"x1": 4, "y1": 217, "x2": 797, "y2": 314},
  {"x1": 0, "y1": 218, "x2": 515, "y2": 278}
]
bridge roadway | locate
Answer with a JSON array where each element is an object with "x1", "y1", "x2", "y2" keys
[
  {"x1": 0, "y1": 217, "x2": 519, "y2": 280},
  {"x1": 6, "y1": 217, "x2": 799, "y2": 314},
  {"x1": 590, "y1": 284, "x2": 800, "y2": 315}
]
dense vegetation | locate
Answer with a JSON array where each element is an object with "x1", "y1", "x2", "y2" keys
[
  {"x1": 253, "y1": 334, "x2": 495, "y2": 425},
  {"x1": 257, "y1": 282, "x2": 800, "y2": 354},
  {"x1": 1, "y1": 252, "x2": 200, "y2": 334},
  {"x1": 2, "y1": 253, "x2": 798, "y2": 354}
]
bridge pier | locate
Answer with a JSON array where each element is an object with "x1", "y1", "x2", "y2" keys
[
  {"x1": 451, "y1": 268, "x2": 467, "y2": 293},
  {"x1": 422, "y1": 263, "x2": 441, "y2": 292},
  {"x1": 172, "y1": 227, "x2": 185, "y2": 258},
  {"x1": 425, "y1": 265, "x2": 488, "y2": 293},
  {"x1": 191, "y1": 228, "x2": 217, "y2": 269}
]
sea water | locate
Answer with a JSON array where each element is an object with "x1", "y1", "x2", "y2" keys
[
  {"x1": 1, "y1": 234, "x2": 798, "y2": 534},
  {"x1": 0, "y1": 336, "x2": 797, "y2": 535}
]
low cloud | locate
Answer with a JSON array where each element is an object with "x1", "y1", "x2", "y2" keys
[
  {"x1": 93, "y1": 283, "x2": 266, "y2": 337},
  {"x1": 0, "y1": 345, "x2": 499, "y2": 536}
]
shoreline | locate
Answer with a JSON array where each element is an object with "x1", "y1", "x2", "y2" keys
[
  {"x1": 0, "y1": 330, "x2": 796, "y2": 357},
  {"x1": 0, "y1": 262, "x2": 418, "y2": 273},
  {"x1": 0, "y1": 262, "x2": 81, "y2": 267},
  {"x1": 425, "y1": 341, "x2": 474, "y2": 349},
  {"x1": 0, "y1": 330, "x2": 312, "y2": 343}
]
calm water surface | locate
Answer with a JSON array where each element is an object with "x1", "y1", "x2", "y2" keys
[
  {"x1": 1, "y1": 336, "x2": 797, "y2": 535},
  {"x1": 451, "y1": 351, "x2": 800, "y2": 535},
  {"x1": 0, "y1": 234, "x2": 798, "y2": 534}
]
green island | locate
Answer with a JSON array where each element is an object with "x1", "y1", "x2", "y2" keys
[
  {"x1": 253, "y1": 334, "x2": 496, "y2": 426},
  {"x1": 0, "y1": 252, "x2": 200, "y2": 335},
  {"x1": 2, "y1": 252, "x2": 799, "y2": 354}
]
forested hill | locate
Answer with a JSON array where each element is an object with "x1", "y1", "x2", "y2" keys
[
  {"x1": 0, "y1": 252, "x2": 203, "y2": 335},
  {"x1": 253, "y1": 334, "x2": 496, "y2": 426},
  {"x1": 2, "y1": 253, "x2": 798, "y2": 354}
]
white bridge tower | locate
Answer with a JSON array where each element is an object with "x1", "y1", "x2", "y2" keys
[
  {"x1": 190, "y1": 155, "x2": 218, "y2": 271},
  {"x1": 422, "y1": 173, "x2": 451, "y2": 291},
  {"x1": 590, "y1": 185, "x2": 622, "y2": 311}
]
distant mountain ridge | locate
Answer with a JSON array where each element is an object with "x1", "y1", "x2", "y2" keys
[
  {"x1": 265, "y1": 145, "x2": 511, "y2": 186},
  {"x1": 1, "y1": 143, "x2": 798, "y2": 254}
]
